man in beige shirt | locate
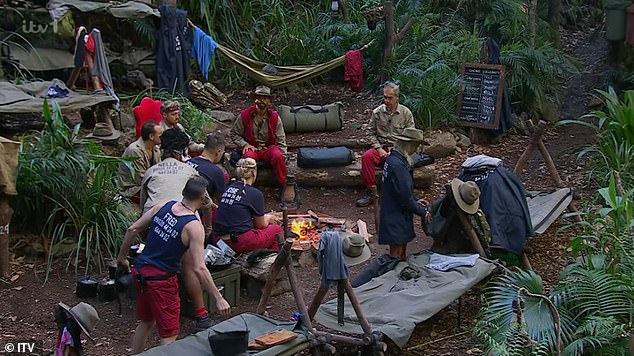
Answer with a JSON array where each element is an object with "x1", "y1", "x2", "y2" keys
[
  {"x1": 117, "y1": 121, "x2": 163, "y2": 202},
  {"x1": 356, "y1": 82, "x2": 416, "y2": 207},
  {"x1": 160, "y1": 100, "x2": 204, "y2": 154},
  {"x1": 230, "y1": 85, "x2": 288, "y2": 191}
]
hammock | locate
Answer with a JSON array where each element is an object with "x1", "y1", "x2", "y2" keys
[{"x1": 216, "y1": 41, "x2": 373, "y2": 88}]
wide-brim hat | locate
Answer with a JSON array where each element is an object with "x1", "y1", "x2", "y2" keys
[
  {"x1": 340, "y1": 231, "x2": 371, "y2": 266},
  {"x1": 58, "y1": 302, "x2": 100, "y2": 342},
  {"x1": 393, "y1": 127, "x2": 425, "y2": 142},
  {"x1": 254, "y1": 85, "x2": 272, "y2": 97},
  {"x1": 86, "y1": 123, "x2": 121, "y2": 143},
  {"x1": 450, "y1": 178, "x2": 480, "y2": 215}
]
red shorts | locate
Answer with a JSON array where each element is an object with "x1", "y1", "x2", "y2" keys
[{"x1": 133, "y1": 265, "x2": 180, "y2": 338}]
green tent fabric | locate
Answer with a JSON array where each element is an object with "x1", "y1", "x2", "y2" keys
[{"x1": 216, "y1": 41, "x2": 373, "y2": 89}]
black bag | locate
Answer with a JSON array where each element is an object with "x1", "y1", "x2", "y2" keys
[{"x1": 297, "y1": 146, "x2": 353, "y2": 168}]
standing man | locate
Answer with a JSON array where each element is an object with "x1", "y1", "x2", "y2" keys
[
  {"x1": 117, "y1": 121, "x2": 163, "y2": 203},
  {"x1": 160, "y1": 100, "x2": 204, "y2": 154},
  {"x1": 117, "y1": 177, "x2": 230, "y2": 353},
  {"x1": 356, "y1": 82, "x2": 416, "y2": 207},
  {"x1": 230, "y1": 85, "x2": 287, "y2": 198}
]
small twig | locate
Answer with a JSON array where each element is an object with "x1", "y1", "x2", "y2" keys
[
  {"x1": 0, "y1": 278, "x2": 11, "y2": 285},
  {"x1": 404, "y1": 331, "x2": 469, "y2": 351}
]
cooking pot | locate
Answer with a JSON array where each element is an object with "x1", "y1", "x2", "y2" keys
[
  {"x1": 98, "y1": 279, "x2": 117, "y2": 302},
  {"x1": 208, "y1": 316, "x2": 249, "y2": 356},
  {"x1": 76, "y1": 276, "x2": 98, "y2": 298},
  {"x1": 106, "y1": 259, "x2": 117, "y2": 280},
  {"x1": 116, "y1": 269, "x2": 135, "y2": 300}
]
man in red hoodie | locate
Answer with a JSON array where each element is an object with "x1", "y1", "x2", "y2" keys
[{"x1": 230, "y1": 85, "x2": 287, "y2": 195}]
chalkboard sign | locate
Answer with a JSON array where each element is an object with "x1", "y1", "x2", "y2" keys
[{"x1": 456, "y1": 63, "x2": 506, "y2": 129}]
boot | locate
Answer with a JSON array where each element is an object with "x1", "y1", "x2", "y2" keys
[
  {"x1": 355, "y1": 189, "x2": 374, "y2": 207},
  {"x1": 195, "y1": 314, "x2": 215, "y2": 332}
]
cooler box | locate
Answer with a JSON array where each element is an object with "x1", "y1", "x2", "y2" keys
[{"x1": 180, "y1": 264, "x2": 241, "y2": 317}]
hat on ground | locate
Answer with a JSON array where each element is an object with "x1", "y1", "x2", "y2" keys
[
  {"x1": 393, "y1": 127, "x2": 424, "y2": 142},
  {"x1": 254, "y1": 85, "x2": 272, "y2": 97},
  {"x1": 450, "y1": 178, "x2": 480, "y2": 214},
  {"x1": 86, "y1": 123, "x2": 121, "y2": 143},
  {"x1": 340, "y1": 231, "x2": 371, "y2": 266},
  {"x1": 58, "y1": 302, "x2": 100, "y2": 342}
]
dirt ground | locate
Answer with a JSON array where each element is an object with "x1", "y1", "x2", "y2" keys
[{"x1": 0, "y1": 26, "x2": 606, "y2": 356}]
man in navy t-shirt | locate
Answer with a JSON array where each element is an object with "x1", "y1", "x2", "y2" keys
[{"x1": 187, "y1": 133, "x2": 227, "y2": 230}]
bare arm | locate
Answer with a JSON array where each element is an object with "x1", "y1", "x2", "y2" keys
[
  {"x1": 185, "y1": 222, "x2": 231, "y2": 316},
  {"x1": 116, "y1": 202, "x2": 165, "y2": 271}
]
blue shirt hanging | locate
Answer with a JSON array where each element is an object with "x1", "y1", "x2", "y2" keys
[{"x1": 192, "y1": 27, "x2": 218, "y2": 80}]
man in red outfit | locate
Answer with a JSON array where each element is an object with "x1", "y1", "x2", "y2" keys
[
  {"x1": 230, "y1": 85, "x2": 287, "y2": 197},
  {"x1": 356, "y1": 82, "x2": 416, "y2": 207}
]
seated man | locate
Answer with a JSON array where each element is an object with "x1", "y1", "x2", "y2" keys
[
  {"x1": 213, "y1": 158, "x2": 283, "y2": 254},
  {"x1": 356, "y1": 82, "x2": 415, "y2": 207},
  {"x1": 116, "y1": 176, "x2": 230, "y2": 353},
  {"x1": 187, "y1": 132, "x2": 227, "y2": 230},
  {"x1": 117, "y1": 121, "x2": 163, "y2": 202},
  {"x1": 230, "y1": 85, "x2": 287, "y2": 198},
  {"x1": 160, "y1": 100, "x2": 204, "y2": 154}
]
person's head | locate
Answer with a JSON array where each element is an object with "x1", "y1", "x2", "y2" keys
[
  {"x1": 160, "y1": 128, "x2": 190, "y2": 160},
  {"x1": 141, "y1": 120, "x2": 163, "y2": 146},
  {"x1": 161, "y1": 100, "x2": 180, "y2": 127},
  {"x1": 182, "y1": 176, "x2": 209, "y2": 209},
  {"x1": 253, "y1": 85, "x2": 272, "y2": 111},
  {"x1": 203, "y1": 132, "x2": 225, "y2": 163},
  {"x1": 383, "y1": 81, "x2": 400, "y2": 112},
  {"x1": 236, "y1": 158, "x2": 258, "y2": 184},
  {"x1": 394, "y1": 127, "x2": 424, "y2": 157}
]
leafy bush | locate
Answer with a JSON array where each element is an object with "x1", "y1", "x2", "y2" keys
[
  {"x1": 13, "y1": 100, "x2": 135, "y2": 280},
  {"x1": 559, "y1": 88, "x2": 634, "y2": 187}
]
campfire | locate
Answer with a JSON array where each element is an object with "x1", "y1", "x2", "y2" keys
[{"x1": 290, "y1": 219, "x2": 320, "y2": 250}]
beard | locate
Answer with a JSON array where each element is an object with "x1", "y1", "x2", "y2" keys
[{"x1": 256, "y1": 102, "x2": 267, "y2": 110}]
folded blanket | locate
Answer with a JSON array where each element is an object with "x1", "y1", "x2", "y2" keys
[{"x1": 425, "y1": 253, "x2": 479, "y2": 271}]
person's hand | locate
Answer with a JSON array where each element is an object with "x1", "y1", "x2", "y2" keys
[
  {"x1": 424, "y1": 210, "x2": 432, "y2": 224},
  {"x1": 417, "y1": 198, "x2": 429, "y2": 207},
  {"x1": 242, "y1": 144, "x2": 256, "y2": 154},
  {"x1": 265, "y1": 213, "x2": 281, "y2": 225},
  {"x1": 215, "y1": 297, "x2": 231, "y2": 316},
  {"x1": 377, "y1": 147, "x2": 388, "y2": 159},
  {"x1": 117, "y1": 257, "x2": 131, "y2": 273}
]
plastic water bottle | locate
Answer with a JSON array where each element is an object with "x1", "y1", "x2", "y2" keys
[{"x1": 291, "y1": 312, "x2": 300, "y2": 321}]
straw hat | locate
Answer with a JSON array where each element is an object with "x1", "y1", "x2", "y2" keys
[
  {"x1": 86, "y1": 123, "x2": 121, "y2": 143},
  {"x1": 450, "y1": 178, "x2": 480, "y2": 214},
  {"x1": 254, "y1": 85, "x2": 272, "y2": 97},
  {"x1": 58, "y1": 302, "x2": 100, "y2": 342},
  {"x1": 393, "y1": 127, "x2": 424, "y2": 142},
  {"x1": 340, "y1": 231, "x2": 371, "y2": 266}
]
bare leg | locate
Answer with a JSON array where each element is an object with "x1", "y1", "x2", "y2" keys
[
  {"x1": 181, "y1": 252, "x2": 206, "y2": 317},
  {"x1": 131, "y1": 320, "x2": 155, "y2": 354},
  {"x1": 159, "y1": 335, "x2": 178, "y2": 346},
  {"x1": 389, "y1": 245, "x2": 407, "y2": 261}
]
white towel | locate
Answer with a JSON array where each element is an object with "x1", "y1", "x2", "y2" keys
[
  {"x1": 462, "y1": 154, "x2": 502, "y2": 169},
  {"x1": 425, "y1": 253, "x2": 480, "y2": 271}
]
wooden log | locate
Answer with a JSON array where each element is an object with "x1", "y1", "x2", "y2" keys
[
  {"x1": 0, "y1": 195, "x2": 13, "y2": 278},
  {"x1": 514, "y1": 120, "x2": 548, "y2": 175},
  {"x1": 254, "y1": 160, "x2": 435, "y2": 189}
]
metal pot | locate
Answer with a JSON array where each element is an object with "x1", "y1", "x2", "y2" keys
[
  {"x1": 98, "y1": 279, "x2": 117, "y2": 302},
  {"x1": 76, "y1": 276, "x2": 98, "y2": 298}
]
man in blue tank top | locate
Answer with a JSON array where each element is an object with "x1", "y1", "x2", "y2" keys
[{"x1": 117, "y1": 177, "x2": 230, "y2": 353}]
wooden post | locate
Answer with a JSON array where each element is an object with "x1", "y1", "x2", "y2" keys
[
  {"x1": 0, "y1": 194, "x2": 13, "y2": 278},
  {"x1": 514, "y1": 120, "x2": 548, "y2": 175},
  {"x1": 372, "y1": 186, "x2": 380, "y2": 234},
  {"x1": 256, "y1": 240, "x2": 292, "y2": 314},
  {"x1": 343, "y1": 280, "x2": 373, "y2": 335},
  {"x1": 381, "y1": 1, "x2": 395, "y2": 82},
  {"x1": 308, "y1": 285, "x2": 330, "y2": 320}
]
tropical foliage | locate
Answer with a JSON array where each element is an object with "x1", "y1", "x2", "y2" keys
[
  {"x1": 13, "y1": 100, "x2": 135, "y2": 280},
  {"x1": 474, "y1": 174, "x2": 634, "y2": 355},
  {"x1": 559, "y1": 88, "x2": 634, "y2": 187},
  {"x1": 175, "y1": 0, "x2": 576, "y2": 128}
]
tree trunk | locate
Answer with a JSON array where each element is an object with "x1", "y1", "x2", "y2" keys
[
  {"x1": 382, "y1": 1, "x2": 396, "y2": 82},
  {"x1": 254, "y1": 160, "x2": 435, "y2": 189},
  {"x1": 528, "y1": 0, "x2": 538, "y2": 48},
  {"x1": 548, "y1": 0, "x2": 562, "y2": 48}
]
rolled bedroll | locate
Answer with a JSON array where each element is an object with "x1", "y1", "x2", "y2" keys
[{"x1": 277, "y1": 103, "x2": 344, "y2": 133}]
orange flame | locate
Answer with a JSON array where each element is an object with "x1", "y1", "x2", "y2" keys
[{"x1": 290, "y1": 220, "x2": 320, "y2": 242}]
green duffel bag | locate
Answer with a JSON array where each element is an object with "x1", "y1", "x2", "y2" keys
[{"x1": 277, "y1": 102, "x2": 344, "y2": 133}]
